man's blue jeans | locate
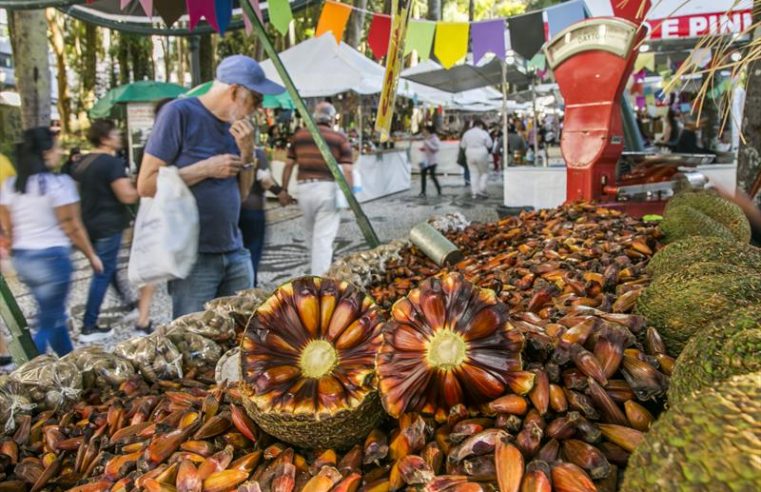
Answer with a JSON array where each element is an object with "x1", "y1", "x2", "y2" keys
[
  {"x1": 11, "y1": 247, "x2": 74, "y2": 356},
  {"x1": 83, "y1": 232, "x2": 124, "y2": 328},
  {"x1": 169, "y1": 248, "x2": 254, "y2": 318},
  {"x1": 239, "y1": 208, "x2": 266, "y2": 287}
]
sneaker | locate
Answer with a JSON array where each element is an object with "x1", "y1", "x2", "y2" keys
[
  {"x1": 135, "y1": 321, "x2": 154, "y2": 335},
  {"x1": 0, "y1": 355, "x2": 13, "y2": 367},
  {"x1": 80, "y1": 325, "x2": 113, "y2": 341},
  {"x1": 417, "y1": 192, "x2": 426, "y2": 197}
]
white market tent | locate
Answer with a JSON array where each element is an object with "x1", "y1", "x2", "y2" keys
[{"x1": 259, "y1": 34, "x2": 501, "y2": 111}]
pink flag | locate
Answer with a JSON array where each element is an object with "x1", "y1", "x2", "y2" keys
[
  {"x1": 186, "y1": 0, "x2": 219, "y2": 32},
  {"x1": 242, "y1": 0, "x2": 263, "y2": 35},
  {"x1": 138, "y1": 0, "x2": 153, "y2": 16}
]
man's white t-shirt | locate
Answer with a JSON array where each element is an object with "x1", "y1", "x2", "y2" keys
[
  {"x1": 460, "y1": 127, "x2": 494, "y2": 156},
  {"x1": 0, "y1": 174, "x2": 79, "y2": 250}
]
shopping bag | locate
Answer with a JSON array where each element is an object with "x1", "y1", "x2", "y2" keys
[
  {"x1": 335, "y1": 166, "x2": 362, "y2": 209},
  {"x1": 128, "y1": 166, "x2": 199, "y2": 285}
]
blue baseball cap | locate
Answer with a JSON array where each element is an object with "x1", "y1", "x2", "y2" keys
[{"x1": 216, "y1": 55, "x2": 285, "y2": 95}]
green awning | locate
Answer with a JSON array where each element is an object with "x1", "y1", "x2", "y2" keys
[
  {"x1": 184, "y1": 81, "x2": 294, "y2": 109},
  {"x1": 89, "y1": 80, "x2": 187, "y2": 119}
]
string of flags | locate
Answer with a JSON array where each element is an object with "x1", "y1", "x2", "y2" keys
[
  {"x1": 314, "y1": 0, "x2": 587, "y2": 68},
  {"x1": 116, "y1": 0, "x2": 587, "y2": 69}
]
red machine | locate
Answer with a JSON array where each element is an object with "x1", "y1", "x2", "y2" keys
[{"x1": 545, "y1": 15, "x2": 646, "y2": 206}]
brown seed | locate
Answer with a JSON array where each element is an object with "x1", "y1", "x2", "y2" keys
[
  {"x1": 536, "y1": 439, "x2": 560, "y2": 463},
  {"x1": 548, "y1": 384, "x2": 567, "y2": 413},
  {"x1": 202, "y1": 469, "x2": 249, "y2": 492},
  {"x1": 598, "y1": 442, "x2": 630, "y2": 467},
  {"x1": 644, "y1": 327, "x2": 666, "y2": 355},
  {"x1": 561, "y1": 440, "x2": 611, "y2": 480},
  {"x1": 271, "y1": 463, "x2": 296, "y2": 492},
  {"x1": 495, "y1": 433, "x2": 523, "y2": 492},
  {"x1": 597, "y1": 424, "x2": 644, "y2": 453},
  {"x1": 176, "y1": 460, "x2": 202, "y2": 492},
  {"x1": 488, "y1": 395, "x2": 529, "y2": 416},
  {"x1": 193, "y1": 412, "x2": 231, "y2": 440},
  {"x1": 363, "y1": 429, "x2": 389, "y2": 465},
  {"x1": 624, "y1": 401, "x2": 655, "y2": 432},
  {"x1": 398, "y1": 455, "x2": 435, "y2": 485},
  {"x1": 423, "y1": 475, "x2": 468, "y2": 492},
  {"x1": 422, "y1": 442, "x2": 444, "y2": 475},
  {"x1": 585, "y1": 378, "x2": 628, "y2": 426},
  {"x1": 550, "y1": 462, "x2": 596, "y2": 492},
  {"x1": 571, "y1": 345, "x2": 608, "y2": 386},
  {"x1": 331, "y1": 472, "x2": 362, "y2": 492},
  {"x1": 528, "y1": 369, "x2": 549, "y2": 416}
]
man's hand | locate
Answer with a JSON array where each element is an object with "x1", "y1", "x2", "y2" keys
[
  {"x1": 205, "y1": 154, "x2": 243, "y2": 179},
  {"x1": 277, "y1": 190, "x2": 295, "y2": 207},
  {"x1": 230, "y1": 119, "x2": 255, "y2": 160}
]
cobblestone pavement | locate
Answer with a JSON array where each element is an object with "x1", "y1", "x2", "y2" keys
[{"x1": 1, "y1": 174, "x2": 506, "y2": 360}]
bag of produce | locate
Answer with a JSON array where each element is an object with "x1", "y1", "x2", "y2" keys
[
  {"x1": 168, "y1": 309, "x2": 236, "y2": 342},
  {"x1": 215, "y1": 347, "x2": 241, "y2": 385},
  {"x1": 0, "y1": 378, "x2": 35, "y2": 434},
  {"x1": 8, "y1": 355, "x2": 82, "y2": 411},
  {"x1": 166, "y1": 326, "x2": 222, "y2": 371},
  {"x1": 206, "y1": 290, "x2": 269, "y2": 331},
  {"x1": 325, "y1": 240, "x2": 407, "y2": 290},
  {"x1": 62, "y1": 346, "x2": 135, "y2": 389},
  {"x1": 114, "y1": 332, "x2": 183, "y2": 382}
]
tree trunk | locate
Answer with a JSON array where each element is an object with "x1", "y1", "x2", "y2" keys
[
  {"x1": 46, "y1": 10, "x2": 71, "y2": 134},
  {"x1": 82, "y1": 23, "x2": 98, "y2": 110},
  {"x1": 468, "y1": 0, "x2": 475, "y2": 21},
  {"x1": 117, "y1": 33, "x2": 131, "y2": 84},
  {"x1": 199, "y1": 33, "x2": 214, "y2": 82},
  {"x1": 347, "y1": 0, "x2": 367, "y2": 48},
  {"x1": 427, "y1": 0, "x2": 441, "y2": 20},
  {"x1": 737, "y1": 2, "x2": 761, "y2": 194},
  {"x1": 177, "y1": 37, "x2": 187, "y2": 86},
  {"x1": 9, "y1": 9, "x2": 51, "y2": 129}
]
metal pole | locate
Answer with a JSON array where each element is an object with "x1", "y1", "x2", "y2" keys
[
  {"x1": 532, "y1": 79, "x2": 541, "y2": 166},
  {"x1": 189, "y1": 35, "x2": 201, "y2": 88},
  {"x1": 501, "y1": 60, "x2": 508, "y2": 168},
  {"x1": 241, "y1": 3, "x2": 380, "y2": 248},
  {"x1": 0, "y1": 274, "x2": 37, "y2": 363}
]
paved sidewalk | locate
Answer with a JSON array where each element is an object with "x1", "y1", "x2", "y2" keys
[{"x1": 1, "y1": 174, "x2": 506, "y2": 355}]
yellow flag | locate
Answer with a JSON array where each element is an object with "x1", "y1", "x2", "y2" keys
[
  {"x1": 316, "y1": 1, "x2": 353, "y2": 43},
  {"x1": 634, "y1": 53, "x2": 655, "y2": 73},
  {"x1": 375, "y1": 0, "x2": 413, "y2": 142},
  {"x1": 434, "y1": 22, "x2": 469, "y2": 69}
]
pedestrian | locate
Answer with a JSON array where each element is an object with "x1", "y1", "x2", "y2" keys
[
  {"x1": 73, "y1": 119, "x2": 143, "y2": 340},
  {"x1": 0, "y1": 127, "x2": 103, "y2": 356},
  {"x1": 460, "y1": 120, "x2": 493, "y2": 199},
  {"x1": 138, "y1": 55, "x2": 283, "y2": 317},
  {"x1": 240, "y1": 148, "x2": 294, "y2": 286},
  {"x1": 507, "y1": 124, "x2": 527, "y2": 165},
  {"x1": 457, "y1": 127, "x2": 471, "y2": 187},
  {"x1": 281, "y1": 102, "x2": 353, "y2": 276},
  {"x1": 60, "y1": 147, "x2": 81, "y2": 176},
  {"x1": 418, "y1": 125, "x2": 442, "y2": 197}
]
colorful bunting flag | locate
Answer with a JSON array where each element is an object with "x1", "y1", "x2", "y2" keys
[
  {"x1": 215, "y1": 0, "x2": 232, "y2": 34},
  {"x1": 543, "y1": 0, "x2": 586, "y2": 40},
  {"x1": 434, "y1": 22, "x2": 469, "y2": 69},
  {"x1": 242, "y1": 0, "x2": 263, "y2": 35},
  {"x1": 269, "y1": 0, "x2": 294, "y2": 35},
  {"x1": 154, "y1": 0, "x2": 185, "y2": 26},
  {"x1": 368, "y1": 14, "x2": 392, "y2": 60},
  {"x1": 634, "y1": 52, "x2": 655, "y2": 72},
  {"x1": 138, "y1": 0, "x2": 153, "y2": 17},
  {"x1": 612, "y1": 0, "x2": 651, "y2": 23},
  {"x1": 529, "y1": 52, "x2": 546, "y2": 72},
  {"x1": 405, "y1": 20, "x2": 436, "y2": 58},
  {"x1": 316, "y1": 1, "x2": 353, "y2": 42},
  {"x1": 508, "y1": 11, "x2": 544, "y2": 60},
  {"x1": 186, "y1": 0, "x2": 218, "y2": 31},
  {"x1": 470, "y1": 19, "x2": 506, "y2": 64}
]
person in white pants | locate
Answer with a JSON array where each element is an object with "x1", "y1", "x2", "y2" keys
[
  {"x1": 460, "y1": 120, "x2": 494, "y2": 199},
  {"x1": 281, "y1": 102, "x2": 354, "y2": 275}
]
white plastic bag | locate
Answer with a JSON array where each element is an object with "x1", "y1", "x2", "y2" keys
[
  {"x1": 128, "y1": 166, "x2": 199, "y2": 285},
  {"x1": 335, "y1": 166, "x2": 363, "y2": 209}
]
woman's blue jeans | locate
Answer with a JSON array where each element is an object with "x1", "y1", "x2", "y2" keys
[{"x1": 11, "y1": 247, "x2": 74, "y2": 356}]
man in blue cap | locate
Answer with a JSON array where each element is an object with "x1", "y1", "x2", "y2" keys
[{"x1": 138, "y1": 55, "x2": 284, "y2": 317}]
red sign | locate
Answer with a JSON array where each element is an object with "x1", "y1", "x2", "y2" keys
[{"x1": 646, "y1": 10, "x2": 752, "y2": 39}]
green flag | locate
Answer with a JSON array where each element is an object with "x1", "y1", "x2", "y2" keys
[
  {"x1": 529, "y1": 53, "x2": 546, "y2": 72},
  {"x1": 405, "y1": 20, "x2": 435, "y2": 59},
  {"x1": 269, "y1": 0, "x2": 293, "y2": 35}
]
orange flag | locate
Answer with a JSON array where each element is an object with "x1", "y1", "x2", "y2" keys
[{"x1": 316, "y1": 1, "x2": 353, "y2": 43}]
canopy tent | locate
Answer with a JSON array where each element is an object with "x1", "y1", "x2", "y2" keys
[
  {"x1": 88, "y1": 80, "x2": 187, "y2": 118},
  {"x1": 401, "y1": 56, "x2": 530, "y2": 94}
]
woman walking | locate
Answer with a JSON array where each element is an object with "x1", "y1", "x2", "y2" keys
[
  {"x1": 0, "y1": 128, "x2": 102, "y2": 356},
  {"x1": 460, "y1": 120, "x2": 493, "y2": 199},
  {"x1": 418, "y1": 126, "x2": 442, "y2": 197}
]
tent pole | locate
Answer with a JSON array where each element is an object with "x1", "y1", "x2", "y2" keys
[
  {"x1": 189, "y1": 35, "x2": 201, "y2": 87},
  {"x1": 501, "y1": 60, "x2": 508, "y2": 170},
  {"x1": 532, "y1": 78, "x2": 541, "y2": 166},
  {"x1": 241, "y1": 4, "x2": 380, "y2": 248}
]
